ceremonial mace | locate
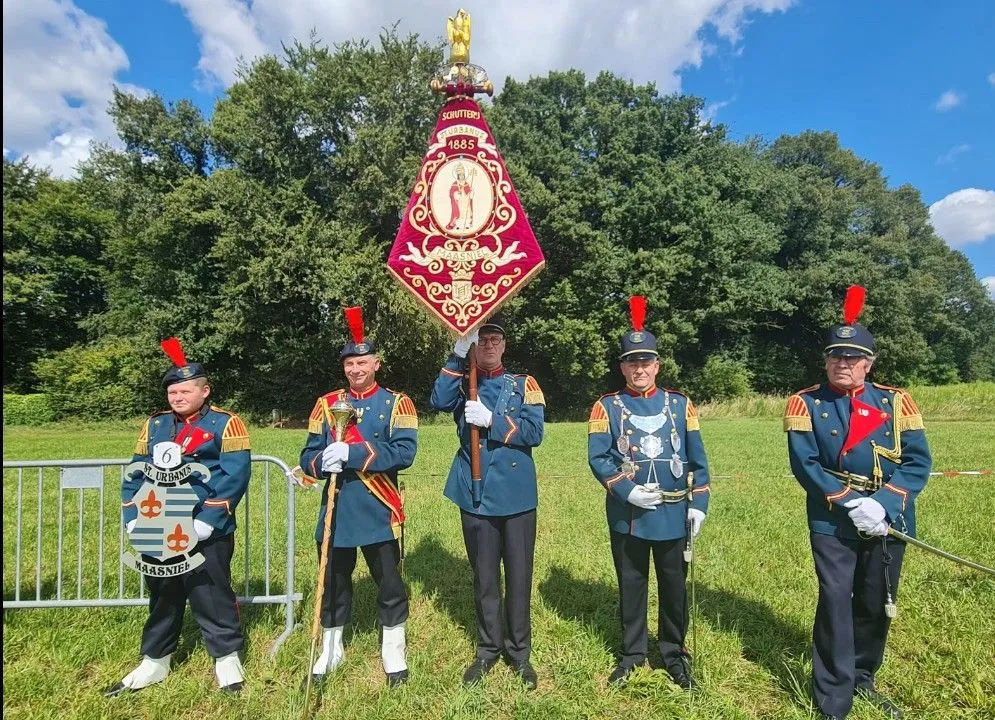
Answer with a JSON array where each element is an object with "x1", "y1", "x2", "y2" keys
[
  {"x1": 683, "y1": 472, "x2": 697, "y2": 688},
  {"x1": 302, "y1": 398, "x2": 355, "y2": 715},
  {"x1": 468, "y1": 342, "x2": 483, "y2": 505}
]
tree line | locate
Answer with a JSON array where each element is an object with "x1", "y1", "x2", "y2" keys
[{"x1": 4, "y1": 31, "x2": 994, "y2": 421}]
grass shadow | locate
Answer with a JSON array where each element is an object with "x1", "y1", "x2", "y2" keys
[
  {"x1": 539, "y1": 564, "x2": 622, "y2": 660},
  {"x1": 695, "y1": 583, "x2": 810, "y2": 694},
  {"x1": 402, "y1": 535, "x2": 476, "y2": 643}
]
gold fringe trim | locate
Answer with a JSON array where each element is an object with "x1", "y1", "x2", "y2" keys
[
  {"x1": 221, "y1": 437, "x2": 252, "y2": 452},
  {"x1": 784, "y1": 416, "x2": 813, "y2": 432},
  {"x1": 135, "y1": 418, "x2": 151, "y2": 456},
  {"x1": 525, "y1": 390, "x2": 545, "y2": 405},
  {"x1": 896, "y1": 414, "x2": 924, "y2": 432},
  {"x1": 686, "y1": 415, "x2": 700, "y2": 432},
  {"x1": 588, "y1": 419, "x2": 609, "y2": 434},
  {"x1": 393, "y1": 415, "x2": 418, "y2": 429}
]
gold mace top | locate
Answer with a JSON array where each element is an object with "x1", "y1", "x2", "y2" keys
[{"x1": 447, "y1": 8, "x2": 471, "y2": 65}]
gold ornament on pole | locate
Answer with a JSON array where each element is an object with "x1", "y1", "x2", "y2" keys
[{"x1": 430, "y1": 8, "x2": 493, "y2": 97}]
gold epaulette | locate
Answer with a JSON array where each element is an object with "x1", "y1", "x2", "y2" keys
[
  {"x1": 663, "y1": 387, "x2": 687, "y2": 398},
  {"x1": 783, "y1": 394, "x2": 813, "y2": 432},
  {"x1": 523, "y1": 376, "x2": 545, "y2": 406},
  {"x1": 685, "y1": 398, "x2": 700, "y2": 432},
  {"x1": 588, "y1": 399, "x2": 609, "y2": 434},
  {"x1": 220, "y1": 412, "x2": 251, "y2": 452},
  {"x1": 135, "y1": 418, "x2": 152, "y2": 455},
  {"x1": 390, "y1": 392, "x2": 419, "y2": 430},
  {"x1": 895, "y1": 390, "x2": 925, "y2": 432}
]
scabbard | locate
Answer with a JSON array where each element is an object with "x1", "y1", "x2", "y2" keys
[{"x1": 888, "y1": 528, "x2": 995, "y2": 576}]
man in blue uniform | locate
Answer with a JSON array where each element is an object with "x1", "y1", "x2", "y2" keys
[
  {"x1": 298, "y1": 307, "x2": 417, "y2": 687},
  {"x1": 785, "y1": 285, "x2": 931, "y2": 720},
  {"x1": 431, "y1": 319, "x2": 545, "y2": 690},
  {"x1": 105, "y1": 339, "x2": 251, "y2": 696},
  {"x1": 587, "y1": 296, "x2": 711, "y2": 689}
]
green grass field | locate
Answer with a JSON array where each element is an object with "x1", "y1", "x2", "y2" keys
[{"x1": 3, "y1": 402, "x2": 994, "y2": 719}]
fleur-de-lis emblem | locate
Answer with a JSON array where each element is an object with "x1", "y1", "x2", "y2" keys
[
  {"x1": 166, "y1": 524, "x2": 189, "y2": 552},
  {"x1": 140, "y1": 490, "x2": 163, "y2": 518}
]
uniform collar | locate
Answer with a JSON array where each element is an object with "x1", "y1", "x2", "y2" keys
[
  {"x1": 477, "y1": 365, "x2": 505, "y2": 379},
  {"x1": 623, "y1": 384, "x2": 657, "y2": 398},
  {"x1": 175, "y1": 404, "x2": 209, "y2": 423},
  {"x1": 828, "y1": 381, "x2": 866, "y2": 398},
  {"x1": 348, "y1": 383, "x2": 379, "y2": 400}
]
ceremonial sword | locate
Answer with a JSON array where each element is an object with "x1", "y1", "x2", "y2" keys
[{"x1": 888, "y1": 528, "x2": 995, "y2": 576}]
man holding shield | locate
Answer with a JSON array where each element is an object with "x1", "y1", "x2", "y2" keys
[
  {"x1": 431, "y1": 319, "x2": 545, "y2": 690},
  {"x1": 105, "y1": 339, "x2": 251, "y2": 696},
  {"x1": 297, "y1": 306, "x2": 417, "y2": 688}
]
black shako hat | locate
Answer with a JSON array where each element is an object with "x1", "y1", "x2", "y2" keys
[
  {"x1": 160, "y1": 337, "x2": 208, "y2": 387},
  {"x1": 340, "y1": 306, "x2": 377, "y2": 359},
  {"x1": 618, "y1": 296, "x2": 659, "y2": 362},
  {"x1": 825, "y1": 285, "x2": 875, "y2": 357}
]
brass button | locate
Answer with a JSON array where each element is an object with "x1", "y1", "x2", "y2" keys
[
  {"x1": 626, "y1": 429, "x2": 633, "y2": 435},
  {"x1": 882, "y1": 398, "x2": 889, "y2": 405},
  {"x1": 373, "y1": 432, "x2": 380, "y2": 438},
  {"x1": 821, "y1": 412, "x2": 829, "y2": 419},
  {"x1": 830, "y1": 429, "x2": 838, "y2": 436},
  {"x1": 814, "y1": 399, "x2": 821, "y2": 405},
  {"x1": 511, "y1": 462, "x2": 518, "y2": 467},
  {"x1": 885, "y1": 431, "x2": 891, "y2": 437},
  {"x1": 379, "y1": 414, "x2": 385, "y2": 420}
]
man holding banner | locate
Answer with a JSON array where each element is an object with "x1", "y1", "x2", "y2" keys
[
  {"x1": 431, "y1": 319, "x2": 545, "y2": 690},
  {"x1": 297, "y1": 307, "x2": 417, "y2": 688},
  {"x1": 105, "y1": 339, "x2": 250, "y2": 696}
]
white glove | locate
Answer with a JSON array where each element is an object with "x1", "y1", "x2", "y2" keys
[
  {"x1": 464, "y1": 399, "x2": 493, "y2": 428},
  {"x1": 194, "y1": 519, "x2": 213, "y2": 541},
  {"x1": 322, "y1": 442, "x2": 349, "y2": 472},
  {"x1": 626, "y1": 485, "x2": 663, "y2": 510},
  {"x1": 688, "y1": 508, "x2": 706, "y2": 537},
  {"x1": 453, "y1": 329, "x2": 479, "y2": 358},
  {"x1": 865, "y1": 520, "x2": 890, "y2": 537},
  {"x1": 844, "y1": 497, "x2": 887, "y2": 534},
  {"x1": 126, "y1": 519, "x2": 137, "y2": 534}
]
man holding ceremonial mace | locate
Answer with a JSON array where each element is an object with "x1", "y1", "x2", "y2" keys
[{"x1": 297, "y1": 306, "x2": 418, "y2": 687}]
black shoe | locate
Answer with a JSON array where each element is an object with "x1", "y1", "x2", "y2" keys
[
  {"x1": 387, "y1": 669, "x2": 409, "y2": 688},
  {"x1": 607, "y1": 662, "x2": 640, "y2": 686},
  {"x1": 219, "y1": 681, "x2": 243, "y2": 694},
  {"x1": 512, "y1": 662, "x2": 538, "y2": 691},
  {"x1": 856, "y1": 687, "x2": 903, "y2": 719},
  {"x1": 669, "y1": 655, "x2": 697, "y2": 690},
  {"x1": 462, "y1": 657, "x2": 498, "y2": 686},
  {"x1": 102, "y1": 682, "x2": 131, "y2": 698}
]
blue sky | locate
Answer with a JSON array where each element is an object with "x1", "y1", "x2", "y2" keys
[{"x1": 4, "y1": 0, "x2": 993, "y2": 291}]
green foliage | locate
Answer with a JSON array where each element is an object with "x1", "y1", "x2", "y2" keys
[
  {"x1": 3, "y1": 158, "x2": 114, "y2": 390},
  {"x1": 685, "y1": 355, "x2": 753, "y2": 402},
  {"x1": 4, "y1": 31, "x2": 994, "y2": 420},
  {"x1": 33, "y1": 340, "x2": 162, "y2": 420},
  {"x1": 2, "y1": 393, "x2": 55, "y2": 425}
]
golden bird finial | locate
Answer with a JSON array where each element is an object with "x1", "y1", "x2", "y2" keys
[{"x1": 446, "y1": 8, "x2": 471, "y2": 65}]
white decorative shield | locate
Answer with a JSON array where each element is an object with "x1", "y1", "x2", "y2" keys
[{"x1": 122, "y1": 459, "x2": 210, "y2": 577}]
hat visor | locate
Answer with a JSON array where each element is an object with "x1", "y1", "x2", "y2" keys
[
  {"x1": 825, "y1": 344, "x2": 872, "y2": 358},
  {"x1": 619, "y1": 351, "x2": 659, "y2": 362},
  {"x1": 479, "y1": 324, "x2": 505, "y2": 337}
]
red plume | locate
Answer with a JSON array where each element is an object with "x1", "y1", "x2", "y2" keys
[
  {"x1": 160, "y1": 337, "x2": 187, "y2": 367},
  {"x1": 343, "y1": 306, "x2": 364, "y2": 343},
  {"x1": 842, "y1": 285, "x2": 866, "y2": 325},
  {"x1": 629, "y1": 296, "x2": 647, "y2": 332}
]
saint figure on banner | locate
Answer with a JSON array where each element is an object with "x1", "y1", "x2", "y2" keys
[{"x1": 447, "y1": 162, "x2": 476, "y2": 232}]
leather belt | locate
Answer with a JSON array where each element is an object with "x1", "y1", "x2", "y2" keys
[
  {"x1": 826, "y1": 468, "x2": 882, "y2": 492},
  {"x1": 654, "y1": 489, "x2": 690, "y2": 504}
]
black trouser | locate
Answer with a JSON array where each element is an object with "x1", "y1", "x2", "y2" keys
[
  {"x1": 610, "y1": 531, "x2": 688, "y2": 675},
  {"x1": 317, "y1": 539, "x2": 408, "y2": 628},
  {"x1": 141, "y1": 534, "x2": 243, "y2": 659},
  {"x1": 460, "y1": 509, "x2": 537, "y2": 665},
  {"x1": 810, "y1": 532, "x2": 906, "y2": 718}
]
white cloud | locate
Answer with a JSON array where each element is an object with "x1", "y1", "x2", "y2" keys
[
  {"x1": 989, "y1": 72, "x2": 995, "y2": 87},
  {"x1": 170, "y1": 0, "x2": 796, "y2": 93},
  {"x1": 934, "y1": 89, "x2": 963, "y2": 111},
  {"x1": 2, "y1": 0, "x2": 147, "y2": 178},
  {"x1": 982, "y1": 277, "x2": 995, "y2": 300},
  {"x1": 703, "y1": 98, "x2": 733, "y2": 124},
  {"x1": 936, "y1": 143, "x2": 970, "y2": 165},
  {"x1": 929, "y1": 189, "x2": 995, "y2": 247}
]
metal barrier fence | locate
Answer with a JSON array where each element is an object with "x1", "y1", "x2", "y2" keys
[{"x1": 2, "y1": 455, "x2": 300, "y2": 658}]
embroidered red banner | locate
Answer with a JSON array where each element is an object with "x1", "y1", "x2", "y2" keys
[{"x1": 388, "y1": 96, "x2": 545, "y2": 336}]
